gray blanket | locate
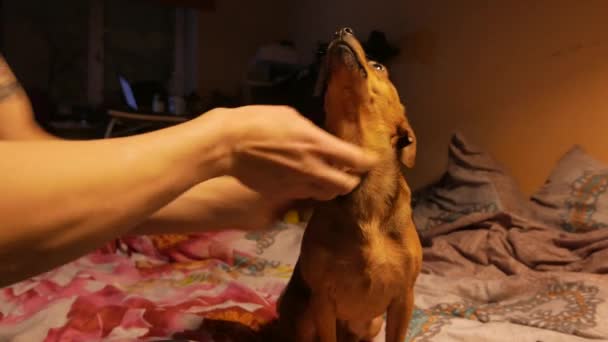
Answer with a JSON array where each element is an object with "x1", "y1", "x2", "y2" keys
[{"x1": 390, "y1": 134, "x2": 608, "y2": 342}]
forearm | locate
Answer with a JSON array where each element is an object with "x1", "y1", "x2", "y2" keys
[
  {"x1": 0, "y1": 115, "x2": 228, "y2": 286},
  {"x1": 132, "y1": 176, "x2": 271, "y2": 235}
]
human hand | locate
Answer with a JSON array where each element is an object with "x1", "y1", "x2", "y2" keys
[{"x1": 210, "y1": 105, "x2": 377, "y2": 201}]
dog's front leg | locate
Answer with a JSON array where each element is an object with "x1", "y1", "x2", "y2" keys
[
  {"x1": 295, "y1": 307, "x2": 316, "y2": 342},
  {"x1": 311, "y1": 292, "x2": 337, "y2": 342},
  {"x1": 385, "y1": 286, "x2": 415, "y2": 342}
]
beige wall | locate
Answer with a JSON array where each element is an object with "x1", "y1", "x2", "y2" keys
[
  {"x1": 287, "y1": 0, "x2": 608, "y2": 194},
  {"x1": 197, "y1": 0, "x2": 290, "y2": 96},
  {"x1": 199, "y1": 1, "x2": 608, "y2": 194}
]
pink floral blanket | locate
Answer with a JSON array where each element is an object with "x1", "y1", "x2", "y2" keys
[{"x1": 0, "y1": 223, "x2": 304, "y2": 341}]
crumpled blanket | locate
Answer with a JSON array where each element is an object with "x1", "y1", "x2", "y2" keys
[
  {"x1": 410, "y1": 214, "x2": 608, "y2": 342},
  {"x1": 0, "y1": 223, "x2": 304, "y2": 341},
  {"x1": 406, "y1": 133, "x2": 608, "y2": 342}
]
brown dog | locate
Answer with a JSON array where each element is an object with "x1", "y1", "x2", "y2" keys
[{"x1": 275, "y1": 28, "x2": 422, "y2": 342}]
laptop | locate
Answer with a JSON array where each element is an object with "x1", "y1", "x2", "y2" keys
[{"x1": 118, "y1": 75, "x2": 139, "y2": 111}]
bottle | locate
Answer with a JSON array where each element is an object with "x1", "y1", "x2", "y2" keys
[
  {"x1": 152, "y1": 94, "x2": 165, "y2": 113},
  {"x1": 167, "y1": 72, "x2": 182, "y2": 115}
]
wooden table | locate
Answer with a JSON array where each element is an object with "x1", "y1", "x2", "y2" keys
[{"x1": 105, "y1": 110, "x2": 189, "y2": 138}]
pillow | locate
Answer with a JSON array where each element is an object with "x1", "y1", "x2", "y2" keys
[
  {"x1": 412, "y1": 133, "x2": 531, "y2": 240},
  {"x1": 530, "y1": 146, "x2": 608, "y2": 232}
]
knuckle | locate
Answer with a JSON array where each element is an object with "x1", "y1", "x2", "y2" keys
[
  {"x1": 298, "y1": 153, "x2": 319, "y2": 175},
  {"x1": 300, "y1": 161, "x2": 316, "y2": 177},
  {"x1": 312, "y1": 187, "x2": 337, "y2": 201},
  {"x1": 300, "y1": 142, "x2": 318, "y2": 156},
  {"x1": 278, "y1": 105, "x2": 298, "y2": 116}
]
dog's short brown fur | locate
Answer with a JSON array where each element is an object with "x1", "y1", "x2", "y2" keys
[{"x1": 275, "y1": 28, "x2": 422, "y2": 342}]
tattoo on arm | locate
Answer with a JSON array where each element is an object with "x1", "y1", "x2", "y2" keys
[
  {"x1": 0, "y1": 53, "x2": 22, "y2": 101},
  {"x1": 0, "y1": 53, "x2": 12, "y2": 79},
  {"x1": 0, "y1": 80, "x2": 20, "y2": 101}
]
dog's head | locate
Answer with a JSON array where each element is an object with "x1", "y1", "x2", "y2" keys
[{"x1": 321, "y1": 27, "x2": 416, "y2": 168}]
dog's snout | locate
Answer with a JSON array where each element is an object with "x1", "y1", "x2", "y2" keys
[{"x1": 334, "y1": 27, "x2": 354, "y2": 39}]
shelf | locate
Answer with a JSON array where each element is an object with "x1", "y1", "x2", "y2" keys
[{"x1": 150, "y1": 0, "x2": 215, "y2": 11}]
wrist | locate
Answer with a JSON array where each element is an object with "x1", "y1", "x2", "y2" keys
[
  {"x1": 195, "y1": 108, "x2": 235, "y2": 178},
  {"x1": 133, "y1": 107, "x2": 238, "y2": 187},
  {"x1": 171, "y1": 108, "x2": 235, "y2": 183}
]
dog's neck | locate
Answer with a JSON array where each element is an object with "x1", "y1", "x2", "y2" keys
[
  {"x1": 350, "y1": 157, "x2": 405, "y2": 221},
  {"x1": 323, "y1": 110, "x2": 412, "y2": 232},
  {"x1": 319, "y1": 155, "x2": 410, "y2": 241}
]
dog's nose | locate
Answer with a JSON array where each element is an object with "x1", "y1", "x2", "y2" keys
[{"x1": 334, "y1": 27, "x2": 354, "y2": 39}]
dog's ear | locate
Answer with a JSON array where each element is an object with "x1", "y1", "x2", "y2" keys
[{"x1": 396, "y1": 119, "x2": 416, "y2": 168}]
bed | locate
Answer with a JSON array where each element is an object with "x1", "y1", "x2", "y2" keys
[{"x1": 1, "y1": 133, "x2": 607, "y2": 341}]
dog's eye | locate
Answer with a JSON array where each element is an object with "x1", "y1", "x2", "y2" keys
[
  {"x1": 371, "y1": 62, "x2": 385, "y2": 71},
  {"x1": 396, "y1": 134, "x2": 414, "y2": 149}
]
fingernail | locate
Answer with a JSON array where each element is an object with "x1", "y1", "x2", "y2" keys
[{"x1": 347, "y1": 176, "x2": 361, "y2": 192}]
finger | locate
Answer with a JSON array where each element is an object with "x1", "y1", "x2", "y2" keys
[
  {"x1": 308, "y1": 182, "x2": 340, "y2": 201},
  {"x1": 308, "y1": 165, "x2": 362, "y2": 199},
  {"x1": 313, "y1": 133, "x2": 378, "y2": 173}
]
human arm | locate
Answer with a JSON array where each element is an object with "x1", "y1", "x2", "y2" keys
[
  {"x1": 131, "y1": 176, "x2": 287, "y2": 234},
  {"x1": 0, "y1": 104, "x2": 375, "y2": 286},
  {"x1": 131, "y1": 105, "x2": 380, "y2": 235},
  {"x1": 0, "y1": 114, "x2": 229, "y2": 286},
  {"x1": 0, "y1": 55, "x2": 302, "y2": 236},
  {"x1": 0, "y1": 55, "x2": 277, "y2": 235}
]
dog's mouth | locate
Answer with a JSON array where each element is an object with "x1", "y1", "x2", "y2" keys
[
  {"x1": 314, "y1": 32, "x2": 368, "y2": 97},
  {"x1": 328, "y1": 41, "x2": 367, "y2": 76}
]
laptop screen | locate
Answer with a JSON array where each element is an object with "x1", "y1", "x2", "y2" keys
[{"x1": 119, "y1": 76, "x2": 138, "y2": 110}]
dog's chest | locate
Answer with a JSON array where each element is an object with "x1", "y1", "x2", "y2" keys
[
  {"x1": 302, "y1": 217, "x2": 408, "y2": 320},
  {"x1": 337, "y1": 239, "x2": 405, "y2": 319}
]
